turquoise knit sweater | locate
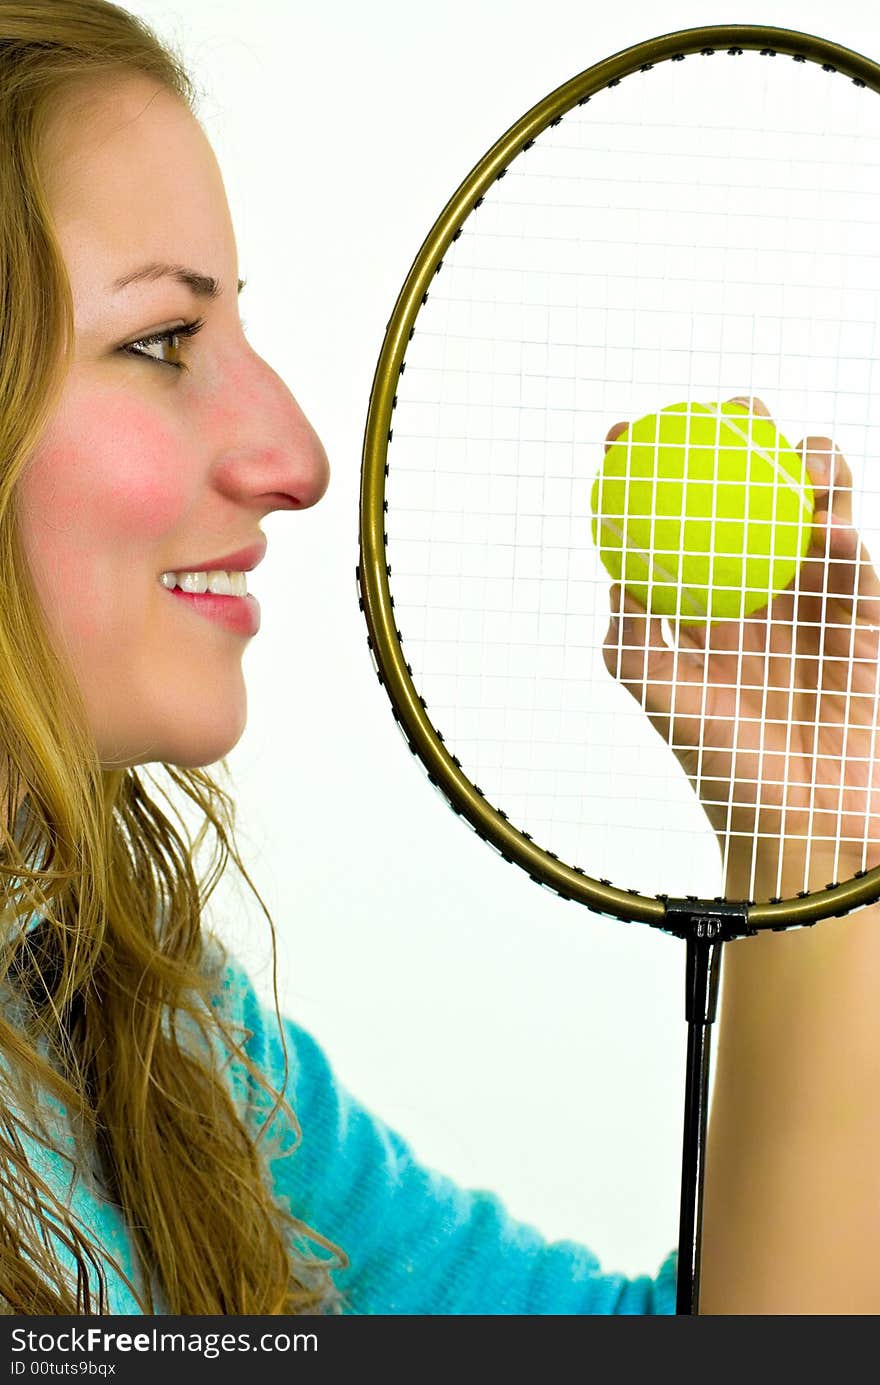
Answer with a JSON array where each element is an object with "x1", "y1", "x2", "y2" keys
[{"x1": 6, "y1": 917, "x2": 677, "y2": 1315}]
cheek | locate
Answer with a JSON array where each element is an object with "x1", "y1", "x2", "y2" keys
[
  {"x1": 18, "y1": 395, "x2": 187, "y2": 638},
  {"x1": 27, "y1": 395, "x2": 183, "y2": 539}
]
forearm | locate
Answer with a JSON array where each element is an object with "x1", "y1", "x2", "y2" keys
[{"x1": 699, "y1": 854, "x2": 880, "y2": 1314}]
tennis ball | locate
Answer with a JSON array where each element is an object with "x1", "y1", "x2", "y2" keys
[{"x1": 590, "y1": 400, "x2": 815, "y2": 623}]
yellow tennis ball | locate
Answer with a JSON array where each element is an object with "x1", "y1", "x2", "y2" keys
[{"x1": 590, "y1": 400, "x2": 815, "y2": 623}]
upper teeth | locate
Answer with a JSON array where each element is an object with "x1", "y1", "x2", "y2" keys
[{"x1": 161, "y1": 570, "x2": 248, "y2": 596}]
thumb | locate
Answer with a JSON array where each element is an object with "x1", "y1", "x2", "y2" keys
[{"x1": 603, "y1": 586, "x2": 678, "y2": 721}]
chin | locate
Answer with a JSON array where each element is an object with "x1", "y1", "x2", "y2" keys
[
  {"x1": 161, "y1": 722, "x2": 248, "y2": 768},
  {"x1": 100, "y1": 706, "x2": 248, "y2": 771}
]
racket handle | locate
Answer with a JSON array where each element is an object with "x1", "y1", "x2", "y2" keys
[
  {"x1": 665, "y1": 900, "x2": 748, "y2": 1315},
  {"x1": 677, "y1": 930, "x2": 722, "y2": 1314}
]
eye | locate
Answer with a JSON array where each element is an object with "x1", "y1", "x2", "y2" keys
[{"x1": 121, "y1": 317, "x2": 206, "y2": 372}]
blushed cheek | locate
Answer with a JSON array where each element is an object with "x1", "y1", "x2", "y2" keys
[{"x1": 18, "y1": 396, "x2": 188, "y2": 647}]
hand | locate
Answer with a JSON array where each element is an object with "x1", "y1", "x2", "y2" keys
[{"x1": 601, "y1": 396, "x2": 880, "y2": 893}]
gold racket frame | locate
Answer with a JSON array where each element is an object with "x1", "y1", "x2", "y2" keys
[{"x1": 359, "y1": 24, "x2": 880, "y2": 932}]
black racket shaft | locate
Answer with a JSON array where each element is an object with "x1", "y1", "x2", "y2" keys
[
  {"x1": 678, "y1": 937, "x2": 721, "y2": 1313},
  {"x1": 665, "y1": 904, "x2": 734, "y2": 1314}
]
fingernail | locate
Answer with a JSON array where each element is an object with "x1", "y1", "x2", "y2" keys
[{"x1": 807, "y1": 449, "x2": 830, "y2": 475}]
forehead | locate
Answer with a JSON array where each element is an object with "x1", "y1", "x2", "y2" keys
[{"x1": 39, "y1": 73, "x2": 234, "y2": 295}]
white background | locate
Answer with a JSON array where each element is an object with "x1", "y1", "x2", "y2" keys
[{"x1": 123, "y1": 0, "x2": 880, "y2": 1281}]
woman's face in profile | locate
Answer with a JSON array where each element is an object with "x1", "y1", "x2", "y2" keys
[{"x1": 17, "y1": 73, "x2": 330, "y2": 770}]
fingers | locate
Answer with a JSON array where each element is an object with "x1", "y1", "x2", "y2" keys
[
  {"x1": 726, "y1": 413, "x2": 880, "y2": 621},
  {"x1": 603, "y1": 586, "x2": 703, "y2": 730},
  {"x1": 603, "y1": 586, "x2": 667, "y2": 696},
  {"x1": 604, "y1": 420, "x2": 628, "y2": 452},
  {"x1": 725, "y1": 404, "x2": 851, "y2": 532},
  {"x1": 727, "y1": 395, "x2": 772, "y2": 418},
  {"x1": 798, "y1": 436, "x2": 852, "y2": 525},
  {"x1": 799, "y1": 511, "x2": 880, "y2": 614},
  {"x1": 793, "y1": 438, "x2": 880, "y2": 616}
]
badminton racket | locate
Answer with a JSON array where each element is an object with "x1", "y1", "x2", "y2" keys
[{"x1": 358, "y1": 24, "x2": 880, "y2": 1314}]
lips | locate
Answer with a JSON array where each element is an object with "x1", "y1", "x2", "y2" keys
[
  {"x1": 163, "y1": 538, "x2": 267, "y2": 574},
  {"x1": 167, "y1": 587, "x2": 261, "y2": 637}
]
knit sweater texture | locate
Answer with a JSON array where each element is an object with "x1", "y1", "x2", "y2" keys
[{"x1": 4, "y1": 914, "x2": 677, "y2": 1315}]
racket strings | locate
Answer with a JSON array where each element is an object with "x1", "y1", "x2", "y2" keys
[{"x1": 384, "y1": 46, "x2": 880, "y2": 905}]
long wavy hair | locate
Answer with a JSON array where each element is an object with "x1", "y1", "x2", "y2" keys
[{"x1": 0, "y1": 0, "x2": 345, "y2": 1314}]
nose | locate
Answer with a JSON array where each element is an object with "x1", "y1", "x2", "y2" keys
[{"x1": 211, "y1": 350, "x2": 331, "y2": 512}]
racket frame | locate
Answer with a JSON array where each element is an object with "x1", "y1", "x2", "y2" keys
[
  {"x1": 359, "y1": 22, "x2": 880, "y2": 935},
  {"x1": 359, "y1": 24, "x2": 880, "y2": 1316}
]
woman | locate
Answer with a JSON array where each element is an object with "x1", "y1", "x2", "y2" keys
[{"x1": 0, "y1": 0, "x2": 875, "y2": 1314}]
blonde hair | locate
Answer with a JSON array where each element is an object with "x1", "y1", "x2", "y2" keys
[{"x1": 0, "y1": 0, "x2": 344, "y2": 1313}]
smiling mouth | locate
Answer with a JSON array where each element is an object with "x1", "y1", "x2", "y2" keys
[
  {"x1": 160, "y1": 539, "x2": 268, "y2": 583},
  {"x1": 164, "y1": 584, "x2": 261, "y2": 636},
  {"x1": 160, "y1": 570, "x2": 249, "y2": 596}
]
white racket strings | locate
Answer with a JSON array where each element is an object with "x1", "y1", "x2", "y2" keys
[{"x1": 383, "y1": 47, "x2": 880, "y2": 905}]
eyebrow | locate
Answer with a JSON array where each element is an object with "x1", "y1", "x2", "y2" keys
[{"x1": 111, "y1": 263, "x2": 247, "y2": 299}]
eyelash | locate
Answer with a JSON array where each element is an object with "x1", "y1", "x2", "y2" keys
[{"x1": 122, "y1": 316, "x2": 207, "y2": 372}]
